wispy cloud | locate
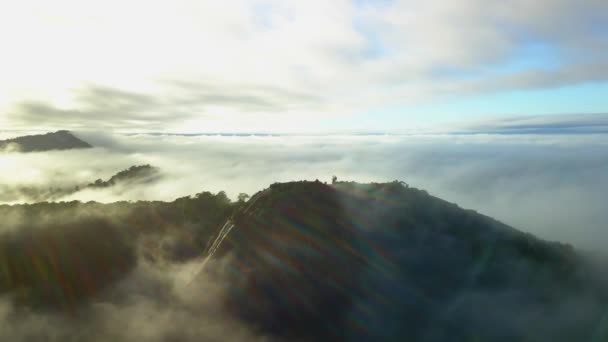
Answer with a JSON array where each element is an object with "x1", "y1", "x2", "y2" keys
[{"x1": 460, "y1": 113, "x2": 608, "y2": 134}]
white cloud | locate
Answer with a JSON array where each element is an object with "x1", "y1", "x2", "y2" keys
[
  {"x1": 0, "y1": 0, "x2": 606, "y2": 131},
  {"x1": 2, "y1": 131, "x2": 608, "y2": 250}
]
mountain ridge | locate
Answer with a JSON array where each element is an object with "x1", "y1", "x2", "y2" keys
[
  {"x1": 214, "y1": 180, "x2": 600, "y2": 341},
  {"x1": 0, "y1": 180, "x2": 605, "y2": 341}
]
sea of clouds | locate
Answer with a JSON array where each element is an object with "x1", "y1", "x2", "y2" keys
[{"x1": 1, "y1": 131, "x2": 607, "y2": 250}]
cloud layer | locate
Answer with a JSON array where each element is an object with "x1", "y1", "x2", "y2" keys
[{"x1": 1, "y1": 131, "x2": 607, "y2": 250}]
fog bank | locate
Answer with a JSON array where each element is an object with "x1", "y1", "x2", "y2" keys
[{"x1": 1, "y1": 132, "x2": 607, "y2": 249}]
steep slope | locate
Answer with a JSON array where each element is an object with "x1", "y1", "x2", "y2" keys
[
  {"x1": 0, "y1": 130, "x2": 92, "y2": 152},
  {"x1": 215, "y1": 180, "x2": 608, "y2": 342},
  {"x1": 217, "y1": 181, "x2": 362, "y2": 339}
]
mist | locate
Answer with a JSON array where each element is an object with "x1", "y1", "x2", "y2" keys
[
  {"x1": 1, "y1": 131, "x2": 606, "y2": 250},
  {"x1": 0, "y1": 201, "x2": 269, "y2": 342},
  {"x1": 0, "y1": 261, "x2": 267, "y2": 342}
]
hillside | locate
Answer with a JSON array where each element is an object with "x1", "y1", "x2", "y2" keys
[
  {"x1": 0, "y1": 130, "x2": 92, "y2": 152},
  {"x1": 216, "y1": 181, "x2": 606, "y2": 341},
  {"x1": 0, "y1": 190, "x2": 236, "y2": 309},
  {"x1": 0, "y1": 181, "x2": 606, "y2": 341}
]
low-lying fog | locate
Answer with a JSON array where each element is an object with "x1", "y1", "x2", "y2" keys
[{"x1": 1, "y1": 131, "x2": 607, "y2": 250}]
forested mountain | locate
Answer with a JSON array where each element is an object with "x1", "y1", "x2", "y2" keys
[
  {"x1": 0, "y1": 130, "x2": 92, "y2": 152},
  {"x1": 218, "y1": 181, "x2": 606, "y2": 341},
  {"x1": 0, "y1": 181, "x2": 606, "y2": 341}
]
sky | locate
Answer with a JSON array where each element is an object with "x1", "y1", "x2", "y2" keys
[{"x1": 0, "y1": 0, "x2": 607, "y2": 133}]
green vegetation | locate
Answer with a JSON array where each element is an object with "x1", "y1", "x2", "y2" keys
[
  {"x1": 0, "y1": 180, "x2": 604, "y2": 341},
  {"x1": 218, "y1": 180, "x2": 599, "y2": 341},
  {"x1": 0, "y1": 190, "x2": 239, "y2": 309}
]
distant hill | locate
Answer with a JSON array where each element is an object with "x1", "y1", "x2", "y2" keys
[
  {"x1": 0, "y1": 165, "x2": 161, "y2": 203},
  {"x1": 0, "y1": 130, "x2": 92, "y2": 152},
  {"x1": 88, "y1": 164, "x2": 160, "y2": 189}
]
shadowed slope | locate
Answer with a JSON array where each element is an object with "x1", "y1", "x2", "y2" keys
[
  {"x1": 215, "y1": 180, "x2": 608, "y2": 341},
  {"x1": 217, "y1": 181, "x2": 363, "y2": 339},
  {"x1": 0, "y1": 216, "x2": 135, "y2": 310}
]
